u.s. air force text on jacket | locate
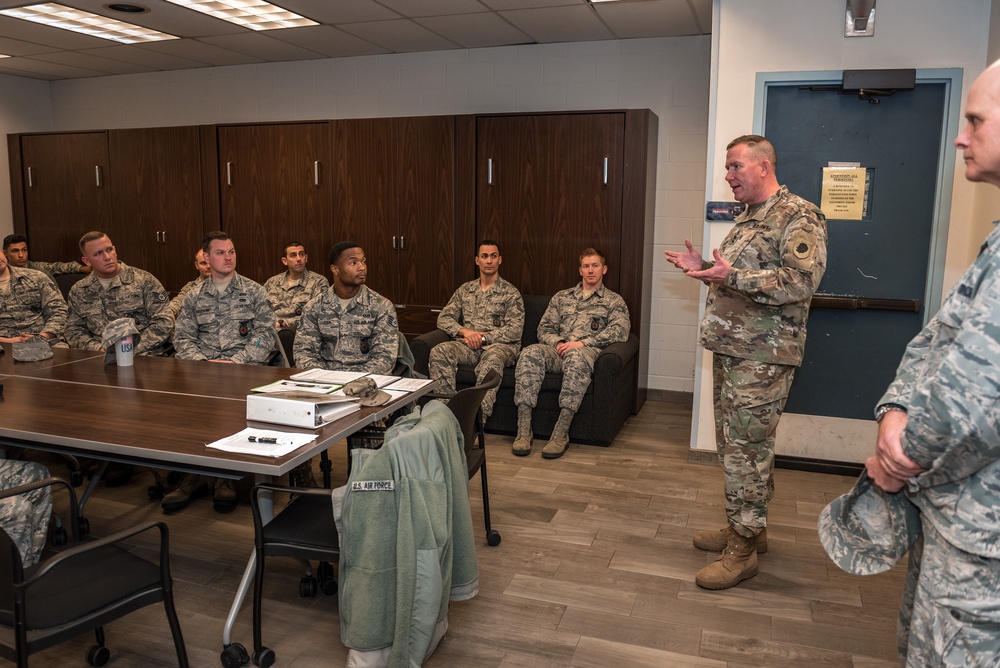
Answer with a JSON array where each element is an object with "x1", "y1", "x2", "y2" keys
[
  {"x1": 173, "y1": 273, "x2": 276, "y2": 364},
  {"x1": 64, "y1": 263, "x2": 173, "y2": 355},
  {"x1": 293, "y1": 284, "x2": 398, "y2": 373},
  {"x1": 699, "y1": 185, "x2": 828, "y2": 367}
]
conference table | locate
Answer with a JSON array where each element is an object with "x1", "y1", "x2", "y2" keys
[{"x1": 0, "y1": 345, "x2": 438, "y2": 659}]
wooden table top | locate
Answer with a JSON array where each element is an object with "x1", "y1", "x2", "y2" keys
[{"x1": 0, "y1": 346, "x2": 433, "y2": 477}]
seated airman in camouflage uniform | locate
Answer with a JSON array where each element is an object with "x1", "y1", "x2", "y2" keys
[
  {"x1": 0, "y1": 460, "x2": 52, "y2": 567},
  {"x1": 429, "y1": 240, "x2": 524, "y2": 421},
  {"x1": 263, "y1": 241, "x2": 329, "y2": 331},
  {"x1": 294, "y1": 241, "x2": 398, "y2": 373},
  {"x1": 169, "y1": 249, "x2": 211, "y2": 318},
  {"x1": 665, "y1": 134, "x2": 827, "y2": 590},
  {"x1": 512, "y1": 248, "x2": 630, "y2": 460},
  {"x1": 171, "y1": 231, "x2": 276, "y2": 513},
  {"x1": 3, "y1": 233, "x2": 88, "y2": 284},
  {"x1": 65, "y1": 231, "x2": 173, "y2": 356},
  {"x1": 0, "y1": 248, "x2": 68, "y2": 346}
]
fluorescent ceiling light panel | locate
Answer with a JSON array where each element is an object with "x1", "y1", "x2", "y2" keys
[
  {"x1": 164, "y1": 0, "x2": 318, "y2": 31},
  {"x1": 0, "y1": 3, "x2": 178, "y2": 43}
]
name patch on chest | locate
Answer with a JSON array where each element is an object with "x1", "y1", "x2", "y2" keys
[{"x1": 351, "y1": 480, "x2": 395, "y2": 492}]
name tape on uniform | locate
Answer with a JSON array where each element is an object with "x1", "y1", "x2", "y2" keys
[{"x1": 351, "y1": 480, "x2": 395, "y2": 492}]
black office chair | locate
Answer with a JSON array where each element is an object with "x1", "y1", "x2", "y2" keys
[
  {"x1": 0, "y1": 477, "x2": 188, "y2": 668},
  {"x1": 276, "y1": 328, "x2": 295, "y2": 368},
  {"x1": 54, "y1": 272, "x2": 87, "y2": 301},
  {"x1": 239, "y1": 485, "x2": 340, "y2": 668},
  {"x1": 445, "y1": 369, "x2": 502, "y2": 547}
]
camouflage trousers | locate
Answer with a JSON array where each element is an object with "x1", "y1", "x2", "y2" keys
[
  {"x1": 897, "y1": 523, "x2": 1000, "y2": 667},
  {"x1": 712, "y1": 353, "x2": 794, "y2": 537},
  {"x1": 514, "y1": 343, "x2": 599, "y2": 412},
  {"x1": 428, "y1": 341, "x2": 517, "y2": 418},
  {"x1": 0, "y1": 460, "x2": 52, "y2": 567}
]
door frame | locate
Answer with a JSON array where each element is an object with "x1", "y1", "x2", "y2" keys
[{"x1": 752, "y1": 68, "x2": 963, "y2": 317}]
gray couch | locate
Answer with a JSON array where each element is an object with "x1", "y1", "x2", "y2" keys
[{"x1": 410, "y1": 294, "x2": 639, "y2": 447}]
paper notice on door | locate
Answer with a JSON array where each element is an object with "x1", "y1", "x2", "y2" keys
[{"x1": 821, "y1": 166, "x2": 866, "y2": 220}]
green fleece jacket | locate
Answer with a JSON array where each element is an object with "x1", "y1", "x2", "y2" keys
[{"x1": 339, "y1": 401, "x2": 479, "y2": 666}]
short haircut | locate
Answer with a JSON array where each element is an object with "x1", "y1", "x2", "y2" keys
[
  {"x1": 282, "y1": 241, "x2": 305, "y2": 256},
  {"x1": 3, "y1": 234, "x2": 26, "y2": 251},
  {"x1": 727, "y1": 134, "x2": 777, "y2": 169},
  {"x1": 478, "y1": 239, "x2": 500, "y2": 255},
  {"x1": 329, "y1": 241, "x2": 362, "y2": 266},
  {"x1": 194, "y1": 249, "x2": 206, "y2": 262},
  {"x1": 79, "y1": 231, "x2": 109, "y2": 254},
  {"x1": 579, "y1": 247, "x2": 606, "y2": 265},
  {"x1": 201, "y1": 231, "x2": 230, "y2": 253}
]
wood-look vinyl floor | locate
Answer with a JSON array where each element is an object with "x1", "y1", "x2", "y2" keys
[{"x1": 20, "y1": 399, "x2": 906, "y2": 667}]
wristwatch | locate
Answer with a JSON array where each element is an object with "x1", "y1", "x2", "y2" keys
[{"x1": 875, "y1": 403, "x2": 907, "y2": 423}]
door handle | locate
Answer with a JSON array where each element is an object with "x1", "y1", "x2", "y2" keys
[
  {"x1": 487, "y1": 158, "x2": 493, "y2": 185},
  {"x1": 95, "y1": 165, "x2": 103, "y2": 188},
  {"x1": 314, "y1": 161, "x2": 321, "y2": 186},
  {"x1": 226, "y1": 162, "x2": 233, "y2": 187},
  {"x1": 602, "y1": 157, "x2": 608, "y2": 185}
]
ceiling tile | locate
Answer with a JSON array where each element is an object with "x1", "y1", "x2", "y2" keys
[
  {"x1": 278, "y1": 0, "x2": 402, "y2": 24},
  {"x1": 377, "y1": 0, "x2": 490, "y2": 19},
  {"x1": 139, "y1": 38, "x2": 265, "y2": 67},
  {"x1": 82, "y1": 43, "x2": 214, "y2": 70},
  {"x1": 416, "y1": 12, "x2": 532, "y2": 48},
  {"x1": 594, "y1": 0, "x2": 702, "y2": 38},
  {"x1": 0, "y1": 34, "x2": 60, "y2": 56},
  {"x1": 690, "y1": 0, "x2": 712, "y2": 33},
  {"x1": 501, "y1": 5, "x2": 614, "y2": 43},
  {"x1": 0, "y1": 55, "x2": 105, "y2": 79},
  {"x1": 265, "y1": 24, "x2": 388, "y2": 58},
  {"x1": 0, "y1": 15, "x2": 110, "y2": 50},
  {"x1": 28, "y1": 49, "x2": 158, "y2": 75},
  {"x1": 339, "y1": 19, "x2": 462, "y2": 52},
  {"x1": 199, "y1": 32, "x2": 329, "y2": 62},
  {"x1": 481, "y1": 0, "x2": 581, "y2": 9}
]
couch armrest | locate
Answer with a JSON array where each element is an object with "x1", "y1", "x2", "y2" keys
[
  {"x1": 593, "y1": 334, "x2": 639, "y2": 378},
  {"x1": 409, "y1": 328, "x2": 452, "y2": 376}
]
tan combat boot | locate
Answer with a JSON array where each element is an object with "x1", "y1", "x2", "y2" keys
[
  {"x1": 541, "y1": 408, "x2": 574, "y2": 459},
  {"x1": 512, "y1": 404, "x2": 533, "y2": 456},
  {"x1": 695, "y1": 530, "x2": 759, "y2": 590},
  {"x1": 693, "y1": 526, "x2": 768, "y2": 554}
]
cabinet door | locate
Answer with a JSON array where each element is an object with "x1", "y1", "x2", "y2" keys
[
  {"x1": 397, "y1": 116, "x2": 454, "y2": 307},
  {"x1": 108, "y1": 127, "x2": 205, "y2": 292},
  {"x1": 218, "y1": 123, "x2": 333, "y2": 284},
  {"x1": 332, "y1": 118, "x2": 398, "y2": 300},
  {"x1": 477, "y1": 114, "x2": 625, "y2": 296},
  {"x1": 19, "y1": 132, "x2": 112, "y2": 263}
]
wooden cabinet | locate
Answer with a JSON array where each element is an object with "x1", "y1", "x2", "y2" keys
[
  {"x1": 108, "y1": 127, "x2": 205, "y2": 291},
  {"x1": 332, "y1": 116, "x2": 455, "y2": 335},
  {"x1": 11, "y1": 131, "x2": 112, "y2": 263},
  {"x1": 217, "y1": 122, "x2": 334, "y2": 285}
]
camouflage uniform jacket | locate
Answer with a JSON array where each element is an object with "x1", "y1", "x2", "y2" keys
[
  {"x1": 263, "y1": 269, "x2": 330, "y2": 329},
  {"x1": 0, "y1": 267, "x2": 68, "y2": 338},
  {"x1": 294, "y1": 284, "x2": 398, "y2": 373},
  {"x1": 27, "y1": 259, "x2": 83, "y2": 283},
  {"x1": 174, "y1": 273, "x2": 276, "y2": 364},
  {"x1": 65, "y1": 263, "x2": 172, "y2": 355},
  {"x1": 879, "y1": 222, "x2": 1000, "y2": 558},
  {"x1": 699, "y1": 185, "x2": 827, "y2": 367},
  {"x1": 169, "y1": 276, "x2": 206, "y2": 317},
  {"x1": 537, "y1": 283, "x2": 630, "y2": 349},
  {"x1": 437, "y1": 276, "x2": 524, "y2": 350}
]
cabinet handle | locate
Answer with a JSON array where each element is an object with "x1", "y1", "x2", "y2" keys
[
  {"x1": 226, "y1": 162, "x2": 233, "y2": 187},
  {"x1": 155, "y1": 231, "x2": 161, "y2": 243},
  {"x1": 392, "y1": 236, "x2": 397, "y2": 250},
  {"x1": 162, "y1": 230, "x2": 167, "y2": 244},
  {"x1": 27, "y1": 167, "x2": 33, "y2": 188},
  {"x1": 314, "y1": 161, "x2": 321, "y2": 186},
  {"x1": 95, "y1": 165, "x2": 102, "y2": 188},
  {"x1": 487, "y1": 158, "x2": 493, "y2": 185},
  {"x1": 603, "y1": 157, "x2": 608, "y2": 186},
  {"x1": 399, "y1": 236, "x2": 405, "y2": 250}
]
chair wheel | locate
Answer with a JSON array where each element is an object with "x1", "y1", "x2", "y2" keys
[
  {"x1": 253, "y1": 646, "x2": 276, "y2": 667},
  {"x1": 51, "y1": 526, "x2": 67, "y2": 547},
  {"x1": 148, "y1": 482, "x2": 164, "y2": 499},
  {"x1": 71, "y1": 471, "x2": 84, "y2": 487},
  {"x1": 79, "y1": 516, "x2": 90, "y2": 535},
  {"x1": 221, "y1": 642, "x2": 250, "y2": 668},
  {"x1": 487, "y1": 530, "x2": 502, "y2": 547},
  {"x1": 299, "y1": 575, "x2": 318, "y2": 597},
  {"x1": 86, "y1": 645, "x2": 110, "y2": 666}
]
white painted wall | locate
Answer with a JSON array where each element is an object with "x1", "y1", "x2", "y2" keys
[
  {"x1": 0, "y1": 72, "x2": 52, "y2": 249},
  {"x1": 0, "y1": 36, "x2": 712, "y2": 394},
  {"x1": 687, "y1": 0, "x2": 994, "y2": 458}
]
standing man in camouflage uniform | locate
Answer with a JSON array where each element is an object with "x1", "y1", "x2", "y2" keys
[
  {"x1": 512, "y1": 248, "x2": 630, "y2": 459},
  {"x1": 3, "y1": 233, "x2": 88, "y2": 284},
  {"x1": 171, "y1": 231, "x2": 276, "y2": 512},
  {"x1": 429, "y1": 240, "x2": 524, "y2": 421},
  {"x1": 0, "y1": 247, "x2": 67, "y2": 344},
  {"x1": 263, "y1": 241, "x2": 329, "y2": 331},
  {"x1": 0, "y1": 460, "x2": 52, "y2": 567},
  {"x1": 169, "y1": 249, "x2": 211, "y2": 317},
  {"x1": 65, "y1": 231, "x2": 173, "y2": 356},
  {"x1": 860, "y1": 62, "x2": 1000, "y2": 667},
  {"x1": 294, "y1": 241, "x2": 398, "y2": 373},
  {"x1": 665, "y1": 135, "x2": 827, "y2": 590}
]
